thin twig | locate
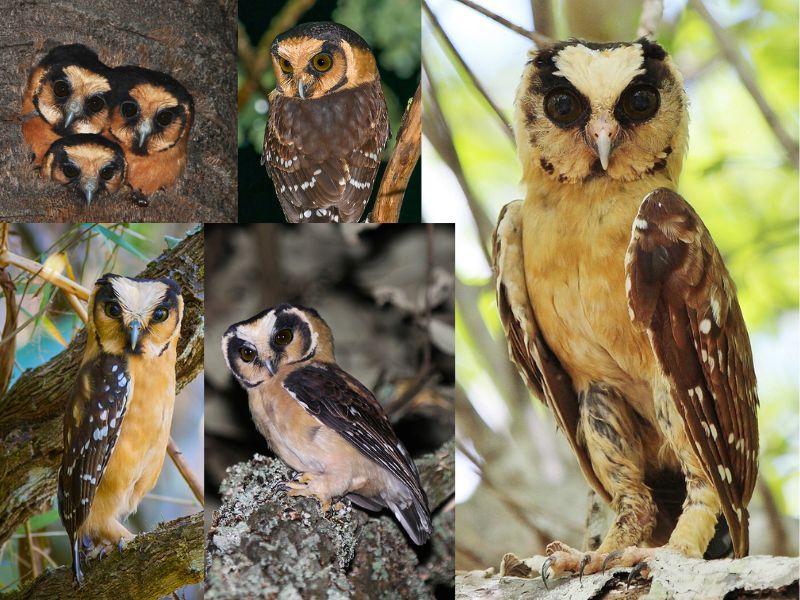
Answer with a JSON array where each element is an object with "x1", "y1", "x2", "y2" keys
[
  {"x1": 531, "y1": 0, "x2": 555, "y2": 38},
  {"x1": 370, "y1": 84, "x2": 422, "y2": 222},
  {"x1": 451, "y1": 0, "x2": 553, "y2": 47},
  {"x1": 422, "y1": 59, "x2": 494, "y2": 261},
  {"x1": 688, "y1": 0, "x2": 799, "y2": 168},
  {"x1": 637, "y1": 0, "x2": 664, "y2": 38},
  {"x1": 423, "y1": 0, "x2": 514, "y2": 143},
  {"x1": 167, "y1": 438, "x2": 204, "y2": 507},
  {"x1": 25, "y1": 521, "x2": 39, "y2": 580}
]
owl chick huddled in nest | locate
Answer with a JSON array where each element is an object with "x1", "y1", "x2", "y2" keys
[{"x1": 22, "y1": 43, "x2": 193, "y2": 207}]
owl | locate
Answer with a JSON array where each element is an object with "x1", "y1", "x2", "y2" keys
[
  {"x1": 22, "y1": 44, "x2": 112, "y2": 166},
  {"x1": 222, "y1": 304, "x2": 432, "y2": 545},
  {"x1": 494, "y1": 39, "x2": 758, "y2": 584},
  {"x1": 107, "y1": 66, "x2": 194, "y2": 195},
  {"x1": 41, "y1": 134, "x2": 126, "y2": 206},
  {"x1": 58, "y1": 274, "x2": 183, "y2": 584},
  {"x1": 264, "y1": 22, "x2": 390, "y2": 223}
]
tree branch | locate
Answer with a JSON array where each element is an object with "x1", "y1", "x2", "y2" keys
[
  {"x1": 688, "y1": 0, "x2": 799, "y2": 169},
  {"x1": 0, "y1": 227, "x2": 205, "y2": 547},
  {"x1": 369, "y1": 84, "x2": 422, "y2": 223},
  {"x1": 4, "y1": 513, "x2": 203, "y2": 600},
  {"x1": 637, "y1": 0, "x2": 664, "y2": 38},
  {"x1": 451, "y1": 0, "x2": 553, "y2": 47},
  {"x1": 206, "y1": 440, "x2": 454, "y2": 598}
]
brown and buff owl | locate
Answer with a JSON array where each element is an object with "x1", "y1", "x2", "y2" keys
[
  {"x1": 494, "y1": 38, "x2": 758, "y2": 586},
  {"x1": 263, "y1": 22, "x2": 390, "y2": 223}
]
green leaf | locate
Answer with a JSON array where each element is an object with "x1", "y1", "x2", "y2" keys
[{"x1": 96, "y1": 225, "x2": 148, "y2": 261}]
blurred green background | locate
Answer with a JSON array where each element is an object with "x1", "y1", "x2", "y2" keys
[
  {"x1": 0, "y1": 224, "x2": 203, "y2": 599},
  {"x1": 423, "y1": 0, "x2": 800, "y2": 570},
  {"x1": 238, "y1": 0, "x2": 422, "y2": 222}
]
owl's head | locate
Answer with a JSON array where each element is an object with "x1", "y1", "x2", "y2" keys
[
  {"x1": 41, "y1": 134, "x2": 126, "y2": 206},
  {"x1": 270, "y1": 21, "x2": 378, "y2": 100},
  {"x1": 88, "y1": 274, "x2": 183, "y2": 357},
  {"x1": 515, "y1": 38, "x2": 687, "y2": 184},
  {"x1": 29, "y1": 44, "x2": 112, "y2": 135},
  {"x1": 108, "y1": 66, "x2": 194, "y2": 156},
  {"x1": 222, "y1": 304, "x2": 334, "y2": 387}
]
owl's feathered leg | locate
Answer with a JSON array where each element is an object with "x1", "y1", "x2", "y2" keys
[
  {"x1": 284, "y1": 471, "x2": 363, "y2": 514},
  {"x1": 542, "y1": 385, "x2": 657, "y2": 585}
]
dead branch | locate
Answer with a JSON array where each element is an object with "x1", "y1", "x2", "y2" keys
[
  {"x1": 451, "y1": 0, "x2": 553, "y2": 47},
  {"x1": 370, "y1": 84, "x2": 422, "y2": 223}
]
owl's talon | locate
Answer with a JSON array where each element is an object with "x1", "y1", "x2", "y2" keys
[
  {"x1": 602, "y1": 549, "x2": 624, "y2": 574},
  {"x1": 540, "y1": 557, "x2": 553, "y2": 590},
  {"x1": 578, "y1": 554, "x2": 591, "y2": 581},
  {"x1": 626, "y1": 561, "x2": 650, "y2": 587}
]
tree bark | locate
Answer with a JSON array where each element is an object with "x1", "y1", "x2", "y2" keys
[
  {"x1": 0, "y1": 0, "x2": 236, "y2": 222},
  {"x1": 0, "y1": 226, "x2": 205, "y2": 547},
  {"x1": 4, "y1": 512, "x2": 203, "y2": 600},
  {"x1": 206, "y1": 440, "x2": 455, "y2": 599},
  {"x1": 457, "y1": 552, "x2": 800, "y2": 599}
]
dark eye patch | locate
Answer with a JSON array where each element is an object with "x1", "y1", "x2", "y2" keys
[
  {"x1": 99, "y1": 164, "x2": 116, "y2": 181},
  {"x1": 156, "y1": 109, "x2": 174, "y2": 127},
  {"x1": 86, "y1": 95, "x2": 106, "y2": 113},
  {"x1": 120, "y1": 100, "x2": 139, "y2": 119},
  {"x1": 61, "y1": 162, "x2": 80, "y2": 179},
  {"x1": 53, "y1": 79, "x2": 70, "y2": 98}
]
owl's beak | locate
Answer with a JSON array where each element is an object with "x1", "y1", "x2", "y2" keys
[
  {"x1": 63, "y1": 100, "x2": 82, "y2": 130},
  {"x1": 297, "y1": 79, "x2": 306, "y2": 99},
  {"x1": 587, "y1": 114, "x2": 619, "y2": 171},
  {"x1": 265, "y1": 358, "x2": 277, "y2": 377},
  {"x1": 136, "y1": 119, "x2": 153, "y2": 149},
  {"x1": 81, "y1": 177, "x2": 97, "y2": 207},
  {"x1": 128, "y1": 319, "x2": 142, "y2": 350}
]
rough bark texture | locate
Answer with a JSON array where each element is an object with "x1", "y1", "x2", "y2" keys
[
  {"x1": 0, "y1": 226, "x2": 205, "y2": 546},
  {"x1": 206, "y1": 439, "x2": 455, "y2": 599},
  {"x1": 0, "y1": 0, "x2": 236, "y2": 221},
  {"x1": 456, "y1": 553, "x2": 800, "y2": 599},
  {"x1": 3, "y1": 512, "x2": 204, "y2": 600}
]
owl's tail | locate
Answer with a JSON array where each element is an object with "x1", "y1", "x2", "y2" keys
[{"x1": 347, "y1": 492, "x2": 433, "y2": 546}]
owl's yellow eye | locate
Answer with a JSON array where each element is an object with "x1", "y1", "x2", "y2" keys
[
  {"x1": 311, "y1": 53, "x2": 332, "y2": 72},
  {"x1": 544, "y1": 88, "x2": 585, "y2": 126},
  {"x1": 239, "y1": 346, "x2": 257, "y2": 362},
  {"x1": 274, "y1": 328, "x2": 293, "y2": 346},
  {"x1": 105, "y1": 302, "x2": 122, "y2": 318},
  {"x1": 618, "y1": 84, "x2": 659, "y2": 122},
  {"x1": 279, "y1": 57, "x2": 293, "y2": 74}
]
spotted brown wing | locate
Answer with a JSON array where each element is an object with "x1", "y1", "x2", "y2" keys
[
  {"x1": 493, "y1": 200, "x2": 611, "y2": 503},
  {"x1": 282, "y1": 362, "x2": 431, "y2": 543},
  {"x1": 58, "y1": 353, "x2": 132, "y2": 582},
  {"x1": 626, "y1": 188, "x2": 758, "y2": 557},
  {"x1": 264, "y1": 80, "x2": 389, "y2": 223}
]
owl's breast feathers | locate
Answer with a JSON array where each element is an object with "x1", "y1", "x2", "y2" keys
[{"x1": 265, "y1": 80, "x2": 389, "y2": 222}]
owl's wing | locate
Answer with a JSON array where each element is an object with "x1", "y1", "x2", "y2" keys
[
  {"x1": 493, "y1": 201, "x2": 611, "y2": 502},
  {"x1": 626, "y1": 188, "x2": 758, "y2": 558},
  {"x1": 282, "y1": 362, "x2": 431, "y2": 544},
  {"x1": 58, "y1": 353, "x2": 132, "y2": 580},
  {"x1": 264, "y1": 81, "x2": 390, "y2": 223}
]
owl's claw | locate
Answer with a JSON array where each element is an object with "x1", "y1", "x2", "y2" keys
[
  {"x1": 626, "y1": 561, "x2": 650, "y2": 587},
  {"x1": 540, "y1": 557, "x2": 553, "y2": 590},
  {"x1": 602, "y1": 549, "x2": 624, "y2": 574},
  {"x1": 578, "y1": 554, "x2": 592, "y2": 581}
]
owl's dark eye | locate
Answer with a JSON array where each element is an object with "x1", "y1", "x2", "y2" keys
[
  {"x1": 152, "y1": 306, "x2": 169, "y2": 323},
  {"x1": 544, "y1": 88, "x2": 585, "y2": 126},
  {"x1": 53, "y1": 80, "x2": 70, "y2": 98},
  {"x1": 86, "y1": 95, "x2": 106, "y2": 113},
  {"x1": 99, "y1": 164, "x2": 116, "y2": 181},
  {"x1": 121, "y1": 101, "x2": 139, "y2": 118},
  {"x1": 239, "y1": 346, "x2": 257, "y2": 362},
  {"x1": 156, "y1": 109, "x2": 174, "y2": 127},
  {"x1": 273, "y1": 328, "x2": 293, "y2": 346},
  {"x1": 279, "y1": 57, "x2": 293, "y2": 74},
  {"x1": 619, "y1": 84, "x2": 660, "y2": 122},
  {"x1": 311, "y1": 53, "x2": 332, "y2": 72},
  {"x1": 61, "y1": 163, "x2": 80, "y2": 179},
  {"x1": 105, "y1": 302, "x2": 122, "y2": 318}
]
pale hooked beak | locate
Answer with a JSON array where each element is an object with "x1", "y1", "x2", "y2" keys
[
  {"x1": 136, "y1": 119, "x2": 153, "y2": 148},
  {"x1": 587, "y1": 115, "x2": 618, "y2": 171},
  {"x1": 265, "y1": 358, "x2": 277, "y2": 377},
  {"x1": 81, "y1": 177, "x2": 97, "y2": 206},
  {"x1": 128, "y1": 319, "x2": 142, "y2": 350},
  {"x1": 63, "y1": 99, "x2": 82, "y2": 129},
  {"x1": 297, "y1": 79, "x2": 306, "y2": 100}
]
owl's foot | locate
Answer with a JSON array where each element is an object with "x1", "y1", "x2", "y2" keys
[
  {"x1": 540, "y1": 542, "x2": 653, "y2": 589},
  {"x1": 283, "y1": 473, "x2": 334, "y2": 512}
]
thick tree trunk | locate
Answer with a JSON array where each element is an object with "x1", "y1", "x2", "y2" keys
[
  {"x1": 206, "y1": 440, "x2": 455, "y2": 599},
  {"x1": 0, "y1": 0, "x2": 236, "y2": 222},
  {"x1": 0, "y1": 227, "x2": 205, "y2": 546}
]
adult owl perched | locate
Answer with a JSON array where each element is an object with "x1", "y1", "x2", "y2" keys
[{"x1": 493, "y1": 38, "x2": 758, "y2": 584}]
